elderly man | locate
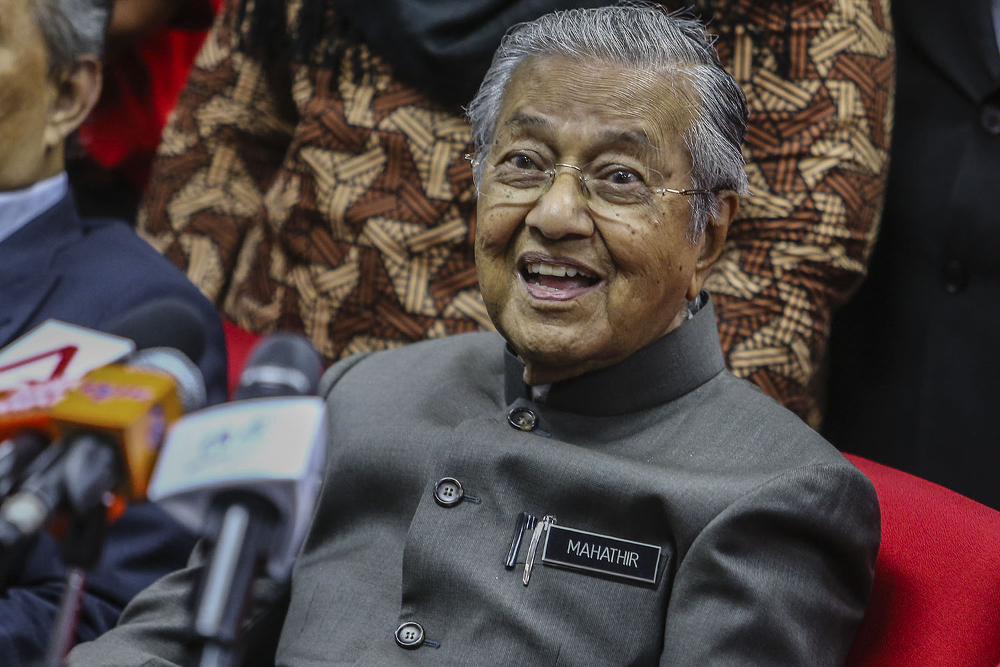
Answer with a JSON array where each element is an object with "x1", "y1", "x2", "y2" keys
[
  {"x1": 69, "y1": 6, "x2": 879, "y2": 667},
  {"x1": 0, "y1": 0, "x2": 226, "y2": 662}
]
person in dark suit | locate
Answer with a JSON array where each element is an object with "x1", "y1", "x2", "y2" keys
[
  {"x1": 823, "y1": 0, "x2": 1000, "y2": 508},
  {"x1": 69, "y1": 7, "x2": 879, "y2": 666},
  {"x1": 0, "y1": 0, "x2": 226, "y2": 663}
]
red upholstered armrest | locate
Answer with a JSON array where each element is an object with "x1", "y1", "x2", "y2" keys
[
  {"x1": 845, "y1": 454, "x2": 1000, "y2": 667},
  {"x1": 221, "y1": 319, "x2": 263, "y2": 399}
]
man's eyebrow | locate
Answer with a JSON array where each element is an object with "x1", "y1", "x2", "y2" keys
[
  {"x1": 596, "y1": 128, "x2": 658, "y2": 152},
  {"x1": 500, "y1": 113, "x2": 659, "y2": 154},
  {"x1": 503, "y1": 112, "x2": 553, "y2": 133}
]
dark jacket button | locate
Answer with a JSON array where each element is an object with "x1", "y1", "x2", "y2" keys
[
  {"x1": 433, "y1": 477, "x2": 464, "y2": 507},
  {"x1": 507, "y1": 406, "x2": 538, "y2": 431},
  {"x1": 981, "y1": 103, "x2": 1000, "y2": 136},
  {"x1": 941, "y1": 259, "x2": 969, "y2": 293},
  {"x1": 395, "y1": 621, "x2": 425, "y2": 649}
]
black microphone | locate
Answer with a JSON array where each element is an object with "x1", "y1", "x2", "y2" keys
[
  {"x1": 0, "y1": 431, "x2": 48, "y2": 498},
  {"x1": 148, "y1": 333, "x2": 325, "y2": 667},
  {"x1": 233, "y1": 332, "x2": 323, "y2": 399},
  {"x1": 101, "y1": 297, "x2": 208, "y2": 368}
]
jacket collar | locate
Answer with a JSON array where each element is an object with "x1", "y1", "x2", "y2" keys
[{"x1": 503, "y1": 293, "x2": 726, "y2": 416}]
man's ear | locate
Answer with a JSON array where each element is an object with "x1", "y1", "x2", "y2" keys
[
  {"x1": 686, "y1": 191, "x2": 738, "y2": 301},
  {"x1": 43, "y1": 55, "x2": 103, "y2": 150}
]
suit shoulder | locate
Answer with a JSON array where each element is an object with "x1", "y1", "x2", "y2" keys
[
  {"x1": 320, "y1": 332, "x2": 505, "y2": 409},
  {"x1": 60, "y1": 219, "x2": 212, "y2": 305},
  {"x1": 689, "y1": 370, "x2": 851, "y2": 470}
]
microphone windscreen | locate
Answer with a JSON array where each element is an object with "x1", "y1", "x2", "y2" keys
[
  {"x1": 129, "y1": 348, "x2": 207, "y2": 413},
  {"x1": 234, "y1": 333, "x2": 322, "y2": 400},
  {"x1": 101, "y1": 298, "x2": 207, "y2": 365}
]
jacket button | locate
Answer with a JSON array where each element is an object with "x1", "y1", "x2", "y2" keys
[
  {"x1": 433, "y1": 477, "x2": 464, "y2": 507},
  {"x1": 941, "y1": 259, "x2": 969, "y2": 293},
  {"x1": 507, "y1": 406, "x2": 538, "y2": 431},
  {"x1": 981, "y1": 103, "x2": 1000, "y2": 136},
  {"x1": 395, "y1": 621, "x2": 425, "y2": 649}
]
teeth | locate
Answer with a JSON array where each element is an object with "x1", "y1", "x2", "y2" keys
[{"x1": 526, "y1": 262, "x2": 594, "y2": 278}]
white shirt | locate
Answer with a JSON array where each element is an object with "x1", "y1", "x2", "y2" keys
[{"x1": 0, "y1": 173, "x2": 69, "y2": 245}]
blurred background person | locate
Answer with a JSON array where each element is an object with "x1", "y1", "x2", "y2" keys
[
  {"x1": 67, "y1": 0, "x2": 220, "y2": 224},
  {"x1": 824, "y1": 0, "x2": 1000, "y2": 508}
]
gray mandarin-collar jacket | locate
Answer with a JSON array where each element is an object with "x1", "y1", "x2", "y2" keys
[{"x1": 69, "y1": 298, "x2": 879, "y2": 667}]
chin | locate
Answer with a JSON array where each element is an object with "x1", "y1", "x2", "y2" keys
[{"x1": 511, "y1": 335, "x2": 608, "y2": 382}]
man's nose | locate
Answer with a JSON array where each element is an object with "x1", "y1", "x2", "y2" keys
[{"x1": 524, "y1": 170, "x2": 595, "y2": 239}]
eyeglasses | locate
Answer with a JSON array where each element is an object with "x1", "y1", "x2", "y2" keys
[{"x1": 467, "y1": 150, "x2": 715, "y2": 216}]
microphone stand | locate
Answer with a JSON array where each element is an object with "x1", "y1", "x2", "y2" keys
[
  {"x1": 44, "y1": 436, "x2": 118, "y2": 666},
  {"x1": 46, "y1": 503, "x2": 108, "y2": 667},
  {"x1": 191, "y1": 492, "x2": 278, "y2": 667}
]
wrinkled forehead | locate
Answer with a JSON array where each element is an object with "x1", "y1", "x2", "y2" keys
[{"x1": 493, "y1": 55, "x2": 697, "y2": 162}]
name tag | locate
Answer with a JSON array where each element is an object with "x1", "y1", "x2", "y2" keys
[{"x1": 541, "y1": 524, "x2": 661, "y2": 584}]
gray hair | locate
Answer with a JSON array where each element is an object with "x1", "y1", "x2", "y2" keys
[
  {"x1": 29, "y1": 0, "x2": 111, "y2": 74},
  {"x1": 466, "y1": 4, "x2": 750, "y2": 239}
]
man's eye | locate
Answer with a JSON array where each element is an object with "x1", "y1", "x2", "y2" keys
[
  {"x1": 604, "y1": 168, "x2": 643, "y2": 186},
  {"x1": 510, "y1": 154, "x2": 542, "y2": 171}
]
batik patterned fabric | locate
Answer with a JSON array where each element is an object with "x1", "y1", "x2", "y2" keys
[
  {"x1": 138, "y1": 0, "x2": 893, "y2": 426},
  {"x1": 703, "y1": 0, "x2": 894, "y2": 425}
]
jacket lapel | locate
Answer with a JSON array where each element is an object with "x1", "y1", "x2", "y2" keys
[{"x1": 960, "y1": 0, "x2": 1000, "y2": 82}]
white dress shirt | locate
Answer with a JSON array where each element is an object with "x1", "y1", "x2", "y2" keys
[{"x1": 0, "y1": 172, "x2": 69, "y2": 245}]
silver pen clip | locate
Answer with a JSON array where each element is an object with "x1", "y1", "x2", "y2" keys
[
  {"x1": 522, "y1": 515, "x2": 555, "y2": 586},
  {"x1": 505, "y1": 512, "x2": 534, "y2": 569}
]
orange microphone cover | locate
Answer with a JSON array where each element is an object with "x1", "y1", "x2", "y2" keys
[{"x1": 48, "y1": 364, "x2": 183, "y2": 499}]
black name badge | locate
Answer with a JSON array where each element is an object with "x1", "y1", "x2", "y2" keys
[{"x1": 541, "y1": 525, "x2": 661, "y2": 584}]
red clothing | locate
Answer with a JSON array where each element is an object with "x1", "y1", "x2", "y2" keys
[{"x1": 78, "y1": 0, "x2": 220, "y2": 187}]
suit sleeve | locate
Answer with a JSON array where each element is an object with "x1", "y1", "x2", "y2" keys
[
  {"x1": 66, "y1": 542, "x2": 290, "y2": 667},
  {"x1": 660, "y1": 462, "x2": 880, "y2": 666},
  {"x1": 66, "y1": 354, "x2": 372, "y2": 667},
  {"x1": 0, "y1": 504, "x2": 198, "y2": 667}
]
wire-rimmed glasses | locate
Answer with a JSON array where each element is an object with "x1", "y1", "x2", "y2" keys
[{"x1": 468, "y1": 150, "x2": 714, "y2": 217}]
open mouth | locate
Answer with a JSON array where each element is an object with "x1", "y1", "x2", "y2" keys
[{"x1": 520, "y1": 261, "x2": 600, "y2": 291}]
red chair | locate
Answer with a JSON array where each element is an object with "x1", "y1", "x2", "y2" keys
[
  {"x1": 221, "y1": 319, "x2": 263, "y2": 398},
  {"x1": 845, "y1": 454, "x2": 1000, "y2": 667}
]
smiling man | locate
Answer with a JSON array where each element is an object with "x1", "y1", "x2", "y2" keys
[{"x1": 69, "y1": 6, "x2": 879, "y2": 667}]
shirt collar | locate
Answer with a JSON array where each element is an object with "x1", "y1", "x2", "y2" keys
[
  {"x1": 0, "y1": 173, "x2": 69, "y2": 245},
  {"x1": 503, "y1": 293, "x2": 726, "y2": 416}
]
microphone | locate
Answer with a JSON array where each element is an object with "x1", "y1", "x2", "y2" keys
[
  {"x1": 0, "y1": 320, "x2": 134, "y2": 394},
  {"x1": 233, "y1": 332, "x2": 323, "y2": 400},
  {"x1": 100, "y1": 297, "x2": 208, "y2": 369},
  {"x1": 0, "y1": 347, "x2": 208, "y2": 666},
  {"x1": 0, "y1": 299, "x2": 209, "y2": 497},
  {"x1": 0, "y1": 348, "x2": 206, "y2": 551},
  {"x1": 148, "y1": 333, "x2": 326, "y2": 667},
  {"x1": 0, "y1": 321, "x2": 134, "y2": 446},
  {"x1": 0, "y1": 431, "x2": 48, "y2": 498}
]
